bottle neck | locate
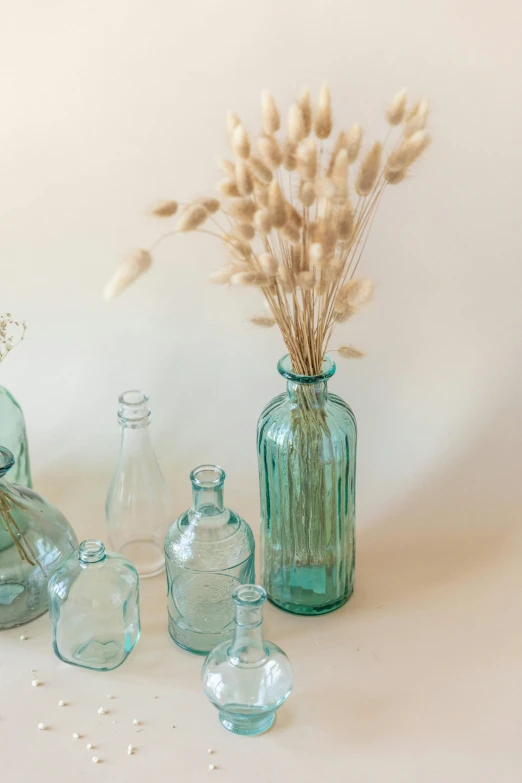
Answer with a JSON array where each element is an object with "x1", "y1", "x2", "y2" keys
[
  {"x1": 286, "y1": 379, "x2": 328, "y2": 409},
  {"x1": 192, "y1": 483, "x2": 225, "y2": 515},
  {"x1": 229, "y1": 603, "x2": 267, "y2": 664}
]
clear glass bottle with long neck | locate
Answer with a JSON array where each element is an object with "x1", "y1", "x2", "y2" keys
[
  {"x1": 106, "y1": 391, "x2": 171, "y2": 578},
  {"x1": 165, "y1": 465, "x2": 255, "y2": 655},
  {"x1": 202, "y1": 584, "x2": 293, "y2": 736}
]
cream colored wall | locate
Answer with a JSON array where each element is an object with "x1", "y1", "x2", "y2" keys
[{"x1": 1, "y1": 0, "x2": 521, "y2": 551}]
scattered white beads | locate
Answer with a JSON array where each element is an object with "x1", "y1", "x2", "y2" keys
[
  {"x1": 38, "y1": 723, "x2": 46, "y2": 731},
  {"x1": 97, "y1": 707, "x2": 107, "y2": 715},
  {"x1": 58, "y1": 700, "x2": 66, "y2": 707},
  {"x1": 209, "y1": 764, "x2": 216, "y2": 771},
  {"x1": 87, "y1": 743, "x2": 94, "y2": 750},
  {"x1": 132, "y1": 718, "x2": 140, "y2": 725},
  {"x1": 72, "y1": 733, "x2": 80, "y2": 740},
  {"x1": 127, "y1": 745, "x2": 135, "y2": 755},
  {"x1": 20, "y1": 634, "x2": 26, "y2": 641},
  {"x1": 106, "y1": 694, "x2": 114, "y2": 699},
  {"x1": 92, "y1": 756, "x2": 100, "y2": 764},
  {"x1": 31, "y1": 679, "x2": 41, "y2": 687},
  {"x1": 208, "y1": 749, "x2": 215, "y2": 754}
]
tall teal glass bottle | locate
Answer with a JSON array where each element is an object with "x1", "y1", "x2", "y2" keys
[{"x1": 257, "y1": 355, "x2": 357, "y2": 615}]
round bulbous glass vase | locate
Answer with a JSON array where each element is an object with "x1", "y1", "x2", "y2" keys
[
  {"x1": 257, "y1": 355, "x2": 357, "y2": 616},
  {"x1": 0, "y1": 448, "x2": 78, "y2": 629},
  {"x1": 202, "y1": 584, "x2": 293, "y2": 736},
  {"x1": 0, "y1": 386, "x2": 32, "y2": 487}
]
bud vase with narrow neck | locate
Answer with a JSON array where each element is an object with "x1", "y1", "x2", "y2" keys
[
  {"x1": 106, "y1": 391, "x2": 171, "y2": 578},
  {"x1": 0, "y1": 386, "x2": 31, "y2": 487},
  {"x1": 165, "y1": 465, "x2": 255, "y2": 655},
  {"x1": 257, "y1": 355, "x2": 357, "y2": 615}
]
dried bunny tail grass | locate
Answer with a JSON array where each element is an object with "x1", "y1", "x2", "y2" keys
[
  {"x1": 282, "y1": 140, "x2": 297, "y2": 171},
  {"x1": 277, "y1": 265, "x2": 296, "y2": 293},
  {"x1": 257, "y1": 135, "x2": 283, "y2": 169},
  {"x1": 341, "y1": 278, "x2": 374, "y2": 307},
  {"x1": 150, "y1": 199, "x2": 178, "y2": 217},
  {"x1": 337, "y1": 201, "x2": 355, "y2": 240},
  {"x1": 288, "y1": 103, "x2": 306, "y2": 144},
  {"x1": 216, "y1": 156, "x2": 236, "y2": 176},
  {"x1": 227, "y1": 111, "x2": 240, "y2": 141},
  {"x1": 267, "y1": 180, "x2": 286, "y2": 228},
  {"x1": 297, "y1": 138, "x2": 317, "y2": 180},
  {"x1": 229, "y1": 198, "x2": 257, "y2": 223},
  {"x1": 261, "y1": 90, "x2": 281, "y2": 134},
  {"x1": 217, "y1": 178, "x2": 240, "y2": 198},
  {"x1": 355, "y1": 142, "x2": 382, "y2": 197},
  {"x1": 104, "y1": 249, "x2": 152, "y2": 300},
  {"x1": 338, "y1": 345, "x2": 365, "y2": 359},
  {"x1": 309, "y1": 242, "x2": 326, "y2": 270},
  {"x1": 385, "y1": 167, "x2": 408, "y2": 185},
  {"x1": 403, "y1": 100, "x2": 430, "y2": 138},
  {"x1": 297, "y1": 270, "x2": 315, "y2": 290},
  {"x1": 386, "y1": 88, "x2": 407, "y2": 125},
  {"x1": 317, "y1": 218, "x2": 337, "y2": 254},
  {"x1": 250, "y1": 314, "x2": 276, "y2": 327},
  {"x1": 314, "y1": 276, "x2": 328, "y2": 295},
  {"x1": 346, "y1": 124, "x2": 363, "y2": 163},
  {"x1": 324, "y1": 259, "x2": 343, "y2": 282},
  {"x1": 327, "y1": 131, "x2": 348, "y2": 175},
  {"x1": 232, "y1": 124, "x2": 251, "y2": 159},
  {"x1": 290, "y1": 245, "x2": 302, "y2": 270},
  {"x1": 209, "y1": 261, "x2": 249, "y2": 283},
  {"x1": 232, "y1": 223, "x2": 256, "y2": 241},
  {"x1": 405, "y1": 99, "x2": 425, "y2": 122},
  {"x1": 314, "y1": 83, "x2": 332, "y2": 139},
  {"x1": 235, "y1": 160, "x2": 254, "y2": 195},
  {"x1": 315, "y1": 177, "x2": 337, "y2": 200},
  {"x1": 286, "y1": 202, "x2": 303, "y2": 228},
  {"x1": 299, "y1": 181, "x2": 316, "y2": 207},
  {"x1": 230, "y1": 271, "x2": 270, "y2": 287},
  {"x1": 387, "y1": 131, "x2": 430, "y2": 172},
  {"x1": 280, "y1": 221, "x2": 301, "y2": 245},
  {"x1": 254, "y1": 208, "x2": 272, "y2": 233},
  {"x1": 227, "y1": 237, "x2": 252, "y2": 260},
  {"x1": 333, "y1": 300, "x2": 357, "y2": 322},
  {"x1": 331, "y1": 149, "x2": 349, "y2": 202},
  {"x1": 249, "y1": 155, "x2": 273, "y2": 183},
  {"x1": 176, "y1": 204, "x2": 209, "y2": 231},
  {"x1": 298, "y1": 88, "x2": 313, "y2": 136},
  {"x1": 198, "y1": 196, "x2": 220, "y2": 214},
  {"x1": 253, "y1": 180, "x2": 269, "y2": 207},
  {"x1": 259, "y1": 252, "x2": 278, "y2": 276}
]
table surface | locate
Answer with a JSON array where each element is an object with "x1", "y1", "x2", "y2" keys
[{"x1": 1, "y1": 498, "x2": 520, "y2": 783}]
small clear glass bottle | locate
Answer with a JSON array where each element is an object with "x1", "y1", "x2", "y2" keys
[
  {"x1": 202, "y1": 584, "x2": 293, "y2": 736},
  {"x1": 106, "y1": 391, "x2": 171, "y2": 577},
  {"x1": 48, "y1": 539, "x2": 140, "y2": 671},
  {"x1": 165, "y1": 465, "x2": 255, "y2": 656}
]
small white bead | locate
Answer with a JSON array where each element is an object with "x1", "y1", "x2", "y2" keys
[
  {"x1": 58, "y1": 700, "x2": 66, "y2": 707},
  {"x1": 208, "y1": 749, "x2": 215, "y2": 754},
  {"x1": 72, "y1": 733, "x2": 80, "y2": 740},
  {"x1": 106, "y1": 694, "x2": 114, "y2": 699},
  {"x1": 209, "y1": 764, "x2": 216, "y2": 770},
  {"x1": 132, "y1": 718, "x2": 140, "y2": 725},
  {"x1": 92, "y1": 756, "x2": 100, "y2": 764},
  {"x1": 127, "y1": 745, "x2": 135, "y2": 755},
  {"x1": 38, "y1": 723, "x2": 45, "y2": 731},
  {"x1": 30, "y1": 668, "x2": 37, "y2": 672},
  {"x1": 97, "y1": 707, "x2": 107, "y2": 715},
  {"x1": 31, "y1": 679, "x2": 40, "y2": 687},
  {"x1": 87, "y1": 743, "x2": 93, "y2": 750},
  {"x1": 20, "y1": 634, "x2": 26, "y2": 641},
  {"x1": 171, "y1": 725, "x2": 176, "y2": 729}
]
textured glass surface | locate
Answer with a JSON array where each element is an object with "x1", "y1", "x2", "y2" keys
[
  {"x1": 0, "y1": 385, "x2": 32, "y2": 487},
  {"x1": 257, "y1": 355, "x2": 357, "y2": 615},
  {"x1": 202, "y1": 584, "x2": 293, "y2": 736},
  {"x1": 165, "y1": 465, "x2": 255, "y2": 655},
  {"x1": 49, "y1": 539, "x2": 140, "y2": 671},
  {"x1": 106, "y1": 390, "x2": 171, "y2": 578},
  {"x1": 0, "y1": 448, "x2": 77, "y2": 629}
]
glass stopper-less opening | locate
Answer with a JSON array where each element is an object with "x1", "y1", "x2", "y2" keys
[
  {"x1": 190, "y1": 464, "x2": 226, "y2": 488},
  {"x1": 118, "y1": 390, "x2": 151, "y2": 428},
  {"x1": 78, "y1": 540, "x2": 106, "y2": 564},
  {"x1": 233, "y1": 584, "x2": 267, "y2": 607},
  {"x1": 277, "y1": 354, "x2": 336, "y2": 384}
]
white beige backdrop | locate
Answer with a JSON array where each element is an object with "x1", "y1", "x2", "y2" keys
[{"x1": 1, "y1": 1, "x2": 521, "y2": 781}]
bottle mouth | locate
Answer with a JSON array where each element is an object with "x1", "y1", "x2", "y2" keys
[
  {"x1": 118, "y1": 390, "x2": 151, "y2": 427},
  {"x1": 233, "y1": 584, "x2": 267, "y2": 607},
  {"x1": 0, "y1": 447, "x2": 15, "y2": 477},
  {"x1": 277, "y1": 354, "x2": 336, "y2": 384},
  {"x1": 78, "y1": 539, "x2": 106, "y2": 564},
  {"x1": 190, "y1": 464, "x2": 226, "y2": 489}
]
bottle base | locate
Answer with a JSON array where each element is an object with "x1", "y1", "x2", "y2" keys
[
  {"x1": 0, "y1": 605, "x2": 48, "y2": 630},
  {"x1": 118, "y1": 540, "x2": 165, "y2": 578},
  {"x1": 219, "y1": 709, "x2": 275, "y2": 736},
  {"x1": 167, "y1": 618, "x2": 218, "y2": 656},
  {"x1": 267, "y1": 585, "x2": 353, "y2": 616}
]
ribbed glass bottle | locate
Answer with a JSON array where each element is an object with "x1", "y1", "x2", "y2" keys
[{"x1": 257, "y1": 355, "x2": 356, "y2": 615}]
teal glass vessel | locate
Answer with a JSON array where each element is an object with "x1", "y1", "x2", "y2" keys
[
  {"x1": 165, "y1": 465, "x2": 255, "y2": 656},
  {"x1": 0, "y1": 386, "x2": 31, "y2": 487},
  {"x1": 202, "y1": 584, "x2": 293, "y2": 736},
  {"x1": 257, "y1": 355, "x2": 357, "y2": 616},
  {"x1": 48, "y1": 539, "x2": 140, "y2": 671},
  {"x1": 0, "y1": 447, "x2": 77, "y2": 629}
]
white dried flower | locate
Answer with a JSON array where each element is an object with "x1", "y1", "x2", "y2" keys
[
  {"x1": 314, "y1": 84, "x2": 332, "y2": 139},
  {"x1": 298, "y1": 88, "x2": 312, "y2": 136},
  {"x1": 229, "y1": 198, "x2": 256, "y2": 223},
  {"x1": 288, "y1": 103, "x2": 305, "y2": 144},
  {"x1": 297, "y1": 138, "x2": 317, "y2": 181},
  {"x1": 236, "y1": 160, "x2": 254, "y2": 196},
  {"x1": 403, "y1": 100, "x2": 429, "y2": 137},
  {"x1": 259, "y1": 253, "x2": 278, "y2": 277},
  {"x1": 231, "y1": 271, "x2": 269, "y2": 287},
  {"x1": 216, "y1": 156, "x2": 236, "y2": 175},
  {"x1": 355, "y1": 142, "x2": 382, "y2": 196},
  {"x1": 232, "y1": 223, "x2": 255, "y2": 241},
  {"x1": 257, "y1": 135, "x2": 283, "y2": 169},
  {"x1": 248, "y1": 155, "x2": 273, "y2": 184},
  {"x1": 346, "y1": 124, "x2": 363, "y2": 163},
  {"x1": 231, "y1": 124, "x2": 251, "y2": 159},
  {"x1": 277, "y1": 266, "x2": 296, "y2": 293},
  {"x1": 386, "y1": 88, "x2": 407, "y2": 125},
  {"x1": 254, "y1": 208, "x2": 271, "y2": 234},
  {"x1": 226, "y1": 111, "x2": 240, "y2": 141},
  {"x1": 217, "y1": 178, "x2": 240, "y2": 198},
  {"x1": 338, "y1": 345, "x2": 365, "y2": 358},
  {"x1": 150, "y1": 199, "x2": 178, "y2": 217},
  {"x1": 250, "y1": 314, "x2": 276, "y2": 327},
  {"x1": 198, "y1": 196, "x2": 220, "y2": 214},
  {"x1": 267, "y1": 181, "x2": 286, "y2": 228},
  {"x1": 299, "y1": 181, "x2": 315, "y2": 207},
  {"x1": 340, "y1": 278, "x2": 374, "y2": 307},
  {"x1": 175, "y1": 204, "x2": 209, "y2": 231},
  {"x1": 387, "y1": 131, "x2": 430, "y2": 172},
  {"x1": 261, "y1": 90, "x2": 280, "y2": 134},
  {"x1": 297, "y1": 270, "x2": 315, "y2": 290},
  {"x1": 282, "y1": 139, "x2": 297, "y2": 171}
]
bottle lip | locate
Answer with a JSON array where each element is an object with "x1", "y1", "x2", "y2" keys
[
  {"x1": 0, "y1": 447, "x2": 15, "y2": 476},
  {"x1": 78, "y1": 539, "x2": 106, "y2": 564},
  {"x1": 233, "y1": 584, "x2": 267, "y2": 607},
  {"x1": 190, "y1": 464, "x2": 226, "y2": 488},
  {"x1": 118, "y1": 389, "x2": 151, "y2": 427},
  {"x1": 277, "y1": 354, "x2": 336, "y2": 384}
]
